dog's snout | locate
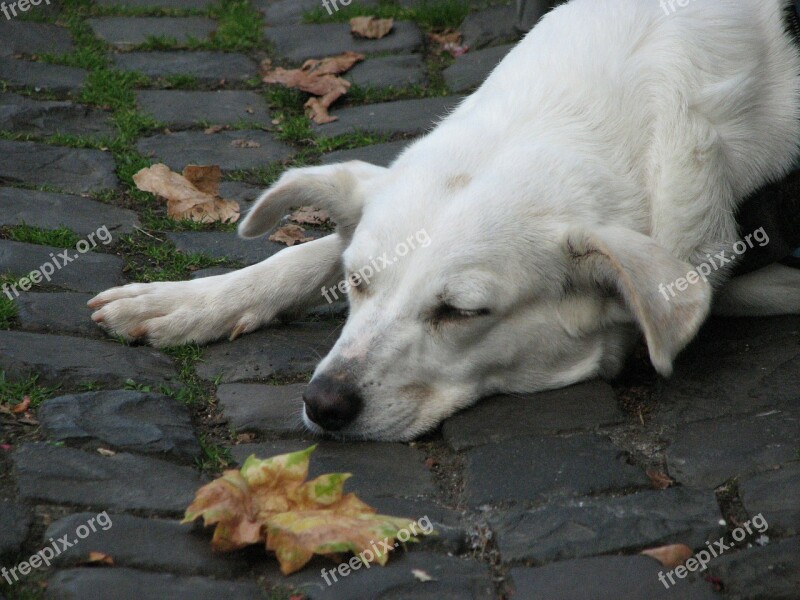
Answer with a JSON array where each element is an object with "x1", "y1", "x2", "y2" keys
[{"x1": 303, "y1": 375, "x2": 363, "y2": 431}]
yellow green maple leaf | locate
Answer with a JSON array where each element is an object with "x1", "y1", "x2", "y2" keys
[{"x1": 182, "y1": 445, "x2": 434, "y2": 574}]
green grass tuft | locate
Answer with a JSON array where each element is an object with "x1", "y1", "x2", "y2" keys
[
  {"x1": 2, "y1": 224, "x2": 81, "y2": 248},
  {"x1": 119, "y1": 234, "x2": 232, "y2": 282},
  {"x1": 0, "y1": 295, "x2": 17, "y2": 329},
  {"x1": 0, "y1": 371, "x2": 59, "y2": 409}
]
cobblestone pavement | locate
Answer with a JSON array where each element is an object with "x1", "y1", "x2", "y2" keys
[{"x1": 0, "y1": 2, "x2": 798, "y2": 599}]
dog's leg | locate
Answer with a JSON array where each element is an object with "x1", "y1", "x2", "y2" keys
[
  {"x1": 713, "y1": 263, "x2": 800, "y2": 316},
  {"x1": 88, "y1": 234, "x2": 345, "y2": 347}
]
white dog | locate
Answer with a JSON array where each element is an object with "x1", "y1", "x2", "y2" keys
[{"x1": 90, "y1": 0, "x2": 800, "y2": 441}]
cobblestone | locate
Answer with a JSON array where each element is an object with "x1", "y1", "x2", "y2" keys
[
  {"x1": 137, "y1": 129, "x2": 293, "y2": 171},
  {"x1": 0, "y1": 141, "x2": 119, "y2": 193},
  {"x1": 113, "y1": 51, "x2": 259, "y2": 83}
]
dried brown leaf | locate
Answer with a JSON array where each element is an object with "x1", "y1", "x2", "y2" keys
[
  {"x1": 429, "y1": 29, "x2": 469, "y2": 57},
  {"x1": 269, "y1": 224, "x2": 314, "y2": 247},
  {"x1": 304, "y1": 97, "x2": 338, "y2": 124},
  {"x1": 230, "y1": 139, "x2": 261, "y2": 148},
  {"x1": 262, "y1": 52, "x2": 364, "y2": 125},
  {"x1": 183, "y1": 164, "x2": 221, "y2": 196},
  {"x1": 350, "y1": 16, "x2": 394, "y2": 39},
  {"x1": 646, "y1": 469, "x2": 675, "y2": 490},
  {"x1": 86, "y1": 552, "x2": 115, "y2": 566},
  {"x1": 289, "y1": 206, "x2": 330, "y2": 226},
  {"x1": 12, "y1": 396, "x2": 30, "y2": 414},
  {"x1": 133, "y1": 164, "x2": 240, "y2": 224},
  {"x1": 641, "y1": 544, "x2": 693, "y2": 569}
]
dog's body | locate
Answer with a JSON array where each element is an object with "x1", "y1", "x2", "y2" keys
[{"x1": 90, "y1": 0, "x2": 800, "y2": 440}]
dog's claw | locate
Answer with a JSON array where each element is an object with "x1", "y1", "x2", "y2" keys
[{"x1": 229, "y1": 321, "x2": 248, "y2": 341}]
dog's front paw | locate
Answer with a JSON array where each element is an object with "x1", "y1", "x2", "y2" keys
[{"x1": 88, "y1": 279, "x2": 263, "y2": 347}]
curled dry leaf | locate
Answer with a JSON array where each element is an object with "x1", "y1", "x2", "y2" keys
[
  {"x1": 350, "y1": 16, "x2": 394, "y2": 39},
  {"x1": 133, "y1": 164, "x2": 240, "y2": 224},
  {"x1": 86, "y1": 552, "x2": 115, "y2": 566},
  {"x1": 97, "y1": 448, "x2": 116, "y2": 457},
  {"x1": 646, "y1": 469, "x2": 675, "y2": 490},
  {"x1": 429, "y1": 29, "x2": 469, "y2": 57},
  {"x1": 12, "y1": 396, "x2": 31, "y2": 414},
  {"x1": 230, "y1": 139, "x2": 261, "y2": 148},
  {"x1": 412, "y1": 568, "x2": 435, "y2": 582},
  {"x1": 269, "y1": 224, "x2": 314, "y2": 247},
  {"x1": 183, "y1": 446, "x2": 432, "y2": 575},
  {"x1": 289, "y1": 206, "x2": 330, "y2": 226},
  {"x1": 262, "y1": 52, "x2": 364, "y2": 124},
  {"x1": 641, "y1": 544, "x2": 693, "y2": 569}
]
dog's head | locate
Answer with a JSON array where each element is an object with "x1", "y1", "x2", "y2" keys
[{"x1": 240, "y1": 159, "x2": 711, "y2": 441}]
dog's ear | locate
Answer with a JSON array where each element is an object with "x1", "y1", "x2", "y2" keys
[
  {"x1": 238, "y1": 161, "x2": 387, "y2": 241},
  {"x1": 565, "y1": 225, "x2": 712, "y2": 376}
]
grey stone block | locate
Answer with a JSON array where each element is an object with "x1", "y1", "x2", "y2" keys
[
  {"x1": 38, "y1": 390, "x2": 201, "y2": 461},
  {"x1": 136, "y1": 90, "x2": 270, "y2": 128},
  {"x1": 0, "y1": 331, "x2": 179, "y2": 389},
  {"x1": 314, "y1": 96, "x2": 461, "y2": 137},
  {"x1": 266, "y1": 21, "x2": 423, "y2": 63},
  {"x1": 87, "y1": 17, "x2": 217, "y2": 49},
  {"x1": 0, "y1": 140, "x2": 119, "y2": 194},
  {"x1": 196, "y1": 322, "x2": 339, "y2": 383},
  {"x1": 442, "y1": 380, "x2": 624, "y2": 451},
  {"x1": 0, "y1": 187, "x2": 139, "y2": 235},
  {"x1": 113, "y1": 51, "x2": 258, "y2": 83},
  {"x1": 0, "y1": 57, "x2": 87, "y2": 93},
  {"x1": 137, "y1": 129, "x2": 293, "y2": 171},
  {"x1": 13, "y1": 443, "x2": 206, "y2": 513}
]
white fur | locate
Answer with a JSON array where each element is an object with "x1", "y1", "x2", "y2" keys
[{"x1": 90, "y1": 0, "x2": 800, "y2": 440}]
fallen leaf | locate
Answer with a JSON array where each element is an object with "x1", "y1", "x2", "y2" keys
[
  {"x1": 204, "y1": 125, "x2": 226, "y2": 134},
  {"x1": 183, "y1": 446, "x2": 432, "y2": 575},
  {"x1": 12, "y1": 396, "x2": 30, "y2": 414},
  {"x1": 646, "y1": 469, "x2": 675, "y2": 490},
  {"x1": 269, "y1": 224, "x2": 314, "y2": 247},
  {"x1": 263, "y1": 52, "x2": 364, "y2": 125},
  {"x1": 641, "y1": 544, "x2": 693, "y2": 569},
  {"x1": 97, "y1": 448, "x2": 116, "y2": 457},
  {"x1": 412, "y1": 568, "x2": 435, "y2": 582},
  {"x1": 183, "y1": 164, "x2": 222, "y2": 195},
  {"x1": 304, "y1": 97, "x2": 339, "y2": 124},
  {"x1": 429, "y1": 29, "x2": 469, "y2": 57},
  {"x1": 289, "y1": 206, "x2": 330, "y2": 226},
  {"x1": 350, "y1": 16, "x2": 394, "y2": 39},
  {"x1": 236, "y1": 432, "x2": 257, "y2": 444},
  {"x1": 133, "y1": 164, "x2": 240, "y2": 224},
  {"x1": 86, "y1": 552, "x2": 114, "y2": 566},
  {"x1": 230, "y1": 139, "x2": 261, "y2": 148}
]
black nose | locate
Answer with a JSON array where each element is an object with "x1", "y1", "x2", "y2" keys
[{"x1": 303, "y1": 375, "x2": 363, "y2": 431}]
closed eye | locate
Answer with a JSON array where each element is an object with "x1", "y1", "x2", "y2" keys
[{"x1": 431, "y1": 303, "x2": 490, "y2": 324}]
